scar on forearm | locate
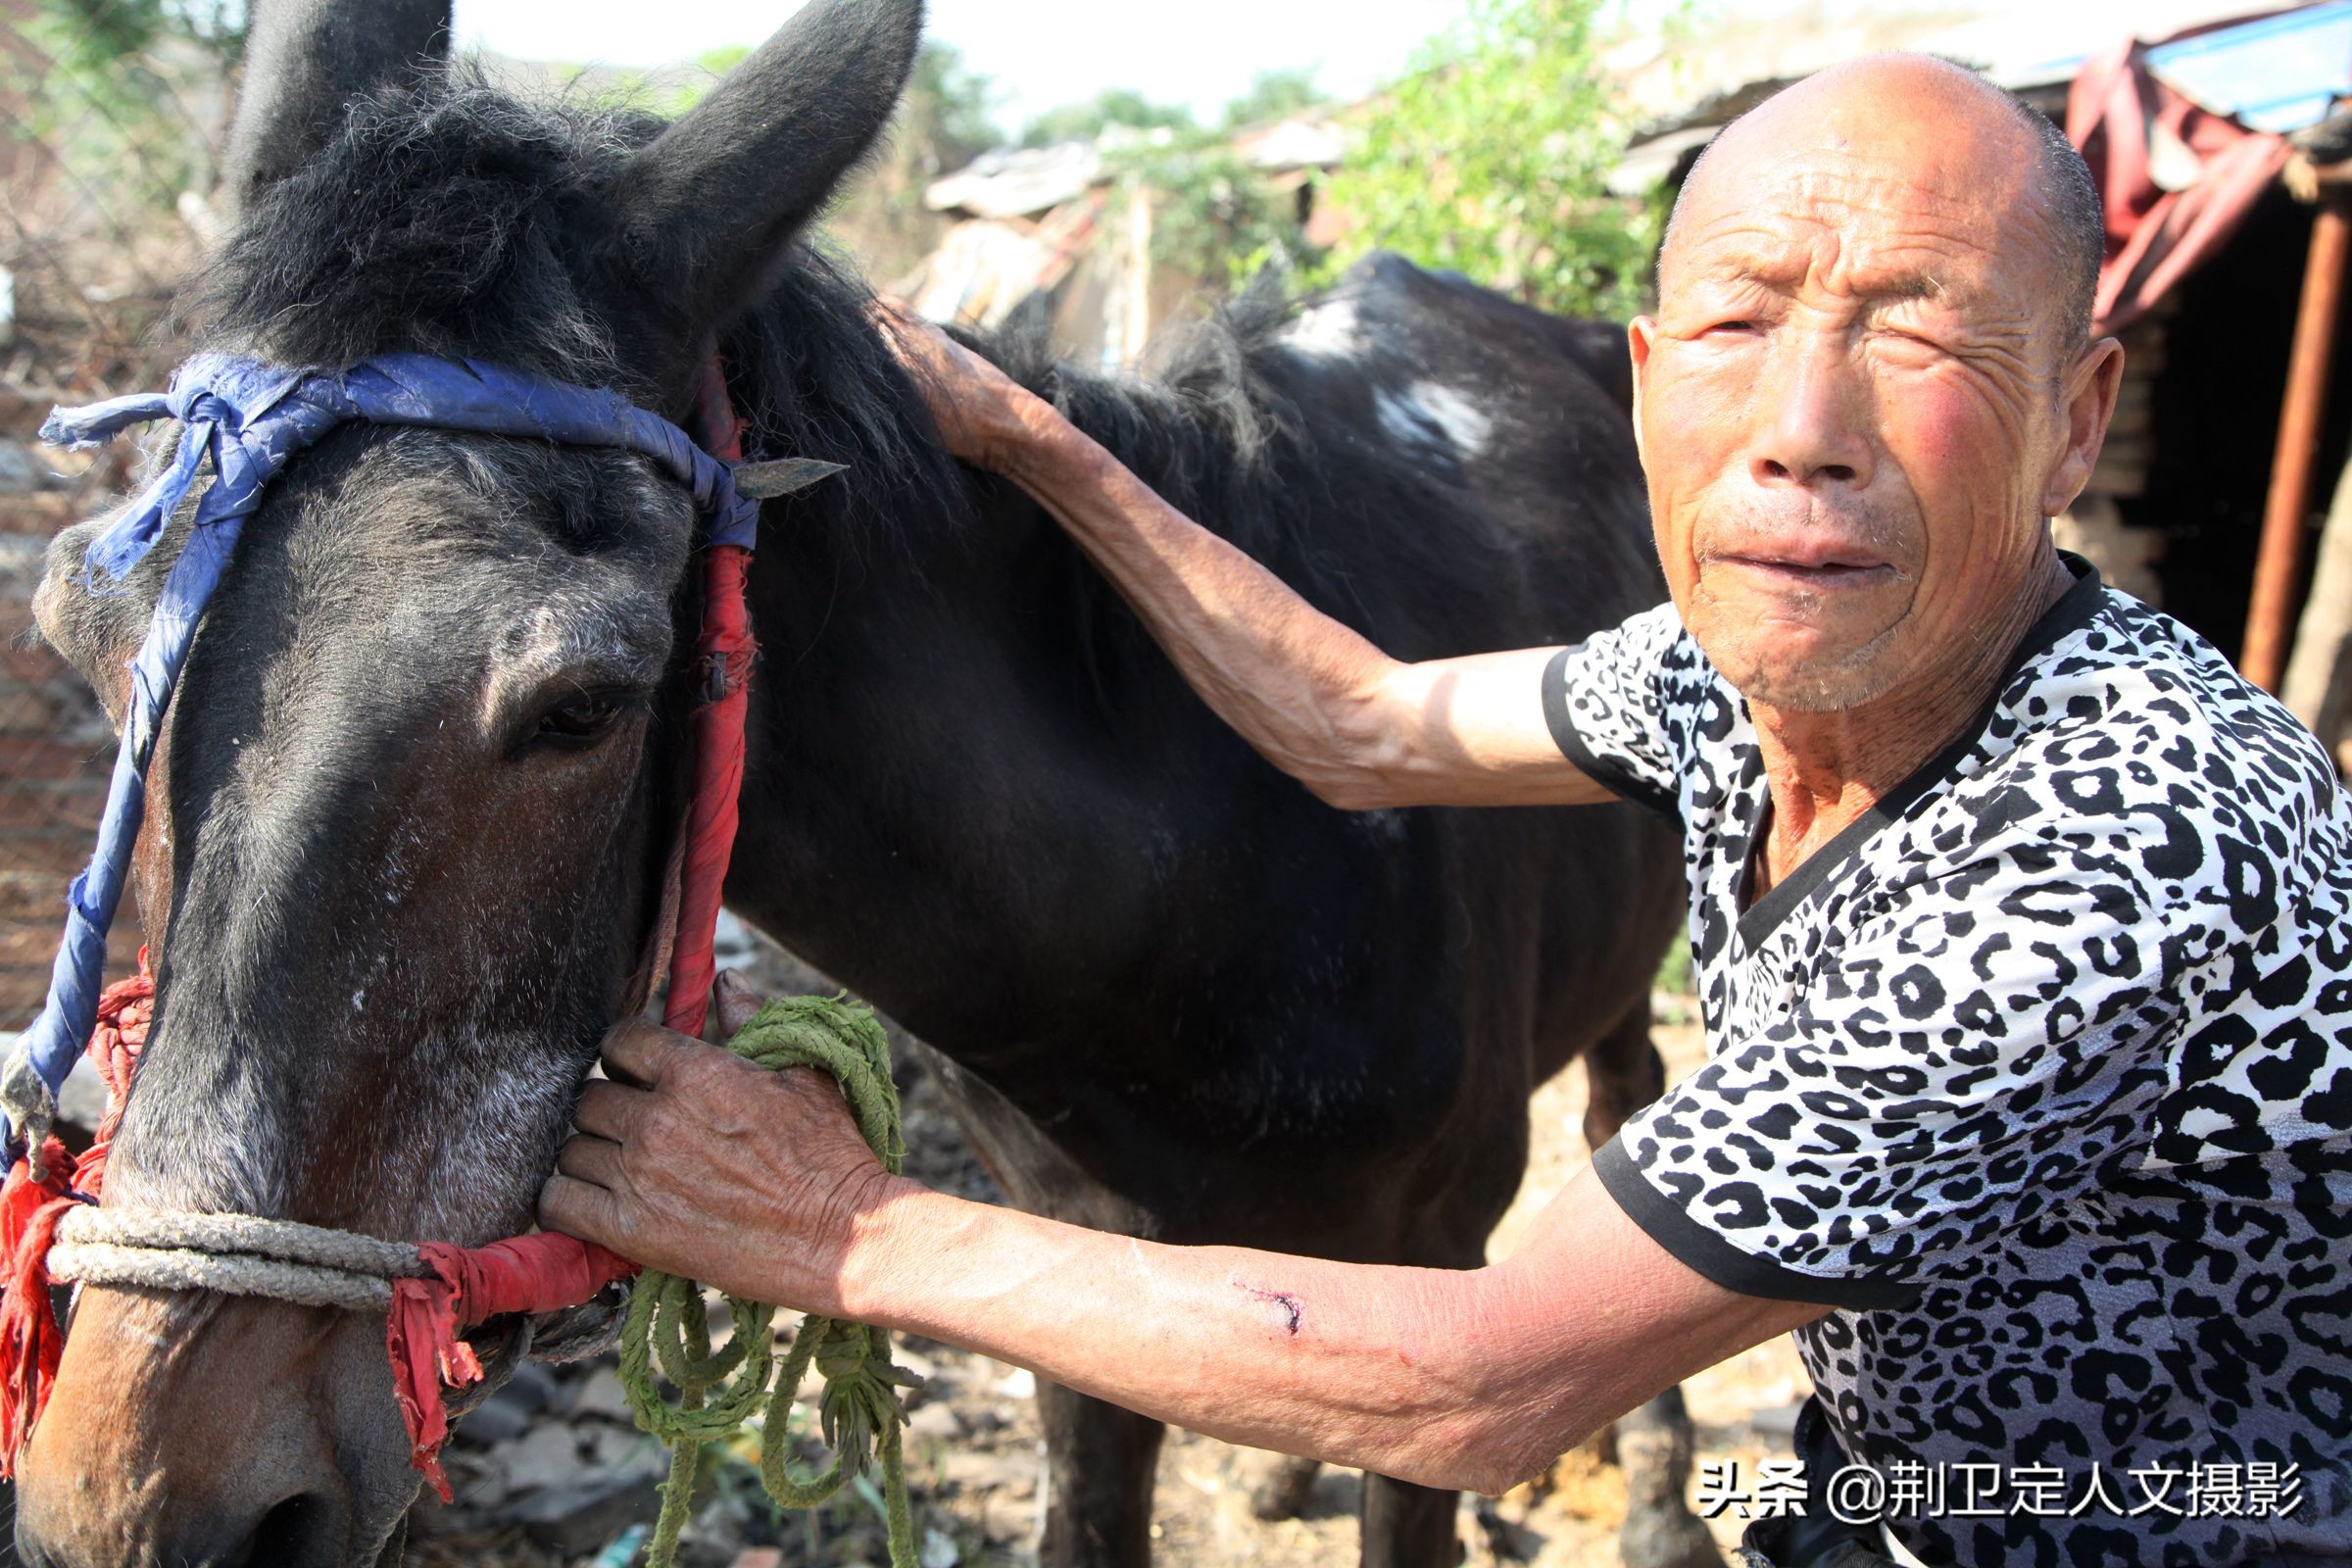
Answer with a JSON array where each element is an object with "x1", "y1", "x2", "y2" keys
[{"x1": 1237, "y1": 1282, "x2": 1303, "y2": 1336}]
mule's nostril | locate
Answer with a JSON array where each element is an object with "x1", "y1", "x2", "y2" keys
[{"x1": 222, "y1": 1491, "x2": 340, "y2": 1568}]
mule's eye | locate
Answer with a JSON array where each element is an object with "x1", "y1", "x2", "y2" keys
[{"x1": 534, "y1": 689, "x2": 631, "y2": 749}]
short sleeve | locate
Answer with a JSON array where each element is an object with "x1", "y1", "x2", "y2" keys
[
  {"x1": 1595, "y1": 813, "x2": 2190, "y2": 1310},
  {"x1": 1542, "y1": 603, "x2": 1688, "y2": 819}
]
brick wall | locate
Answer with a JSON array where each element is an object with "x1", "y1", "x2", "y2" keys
[
  {"x1": 1, "y1": 475, "x2": 143, "y2": 1021},
  {"x1": 2, "y1": 8, "x2": 226, "y2": 1025}
]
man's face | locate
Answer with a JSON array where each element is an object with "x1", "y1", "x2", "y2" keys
[{"x1": 1631, "y1": 78, "x2": 2092, "y2": 712}]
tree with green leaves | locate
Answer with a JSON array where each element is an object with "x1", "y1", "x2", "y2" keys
[
  {"x1": 896, "y1": 40, "x2": 1000, "y2": 180},
  {"x1": 1021, "y1": 87, "x2": 1194, "y2": 149},
  {"x1": 1314, "y1": 0, "x2": 1656, "y2": 320},
  {"x1": 1107, "y1": 138, "x2": 1311, "y2": 292},
  {"x1": 1220, "y1": 68, "x2": 1325, "y2": 130},
  {"x1": 13, "y1": 0, "x2": 247, "y2": 203}
]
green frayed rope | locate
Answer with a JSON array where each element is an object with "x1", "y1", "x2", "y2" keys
[{"x1": 616, "y1": 995, "x2": 919, "y2": 1568}]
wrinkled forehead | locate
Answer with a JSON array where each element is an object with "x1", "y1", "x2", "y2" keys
[{"x1": 1664, "y1": 120, "x2": 2055, "y2": 312}]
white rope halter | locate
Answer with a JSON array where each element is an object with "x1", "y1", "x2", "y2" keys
[{"x1": 45, "y1": 1207, "x2": 436, "y2": 1312}]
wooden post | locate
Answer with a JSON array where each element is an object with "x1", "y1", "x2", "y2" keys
[
  {"x1": 2281, "y1": 445, "x2": 2352, "y2": 744},
  {"x1": 2243, "y1": 193, "x2": 2352, "y2": 691}
]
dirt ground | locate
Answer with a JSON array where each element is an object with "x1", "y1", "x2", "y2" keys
[
  {"x1": 860, "y1": 1017, "x2": 1815, "y2": 1568},
  {"x1": 407, "y1": 934, "x2": 1811, "y2": 1568}
]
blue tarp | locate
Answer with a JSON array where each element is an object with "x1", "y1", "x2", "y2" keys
[{"x1": 2149, "y1": 2, "x2": 2352, "y2": 133}]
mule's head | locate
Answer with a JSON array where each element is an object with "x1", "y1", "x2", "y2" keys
[{"x1": 15, "y1": 1, "x2": 923, "y2": 1562}]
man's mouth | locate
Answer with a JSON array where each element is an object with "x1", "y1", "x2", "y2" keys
[{"x1": 1715, "y1": 551, "x2": 1896, "y2": 589}]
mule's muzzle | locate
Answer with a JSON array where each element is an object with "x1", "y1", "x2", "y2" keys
[
  {"x1": 17, "y1": 1489, "x2": 353, "y2": 1568},
  {"x1": 13, "y1": 1284, "x2": 419, "y2": 1568}
]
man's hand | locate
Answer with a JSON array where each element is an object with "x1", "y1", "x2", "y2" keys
[
  {"x1": 537, "y1": 971, "x2": 904, "y2": 1309},
  {"x1": 869, "y1": 299, "x2": 1057, "y2": 475}
]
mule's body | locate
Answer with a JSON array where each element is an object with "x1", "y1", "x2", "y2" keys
[
  {"x1": 724, "y1": 256, "x2": 1689, "y2": 1561},
  {"x1": 16, "y1": 6, "x2": 1701, "y2": 1563},
  {"x1": 735, "y1": 254, "x2": 1678, "y2": 1258}
]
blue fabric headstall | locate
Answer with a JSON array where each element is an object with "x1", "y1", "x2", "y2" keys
[{"x1": 5, "y1": 351, "x2": 772, "y2": 1155}]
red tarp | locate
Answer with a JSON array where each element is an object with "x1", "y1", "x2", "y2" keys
[{"x1": 2068, "y1": 37, "x2": 2294, "y2": 335}]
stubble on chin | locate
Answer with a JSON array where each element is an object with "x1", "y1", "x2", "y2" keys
[
  {"x1": 1697, "y1": 596, "x2": 1911, "y2": 714},
  {"x1": 1735, "y1": 651, "x2": 1902, "y2": 713}
]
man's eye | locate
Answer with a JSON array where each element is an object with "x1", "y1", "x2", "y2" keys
[{"x1": 1705, "y1": 319, "x2": 1756, "y2": 334}]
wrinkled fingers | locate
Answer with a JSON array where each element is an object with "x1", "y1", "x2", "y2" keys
[
  {"x1": 556, "y1": 1133, "x2": 625, "y2": 1189},
  {"x1": 572, "y1": 1079, "x2": 654, "y2": 1141}
]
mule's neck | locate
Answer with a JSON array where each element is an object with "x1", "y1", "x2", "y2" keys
[{"x1": 718, "y1": 310, "x2": 1174, "y2": 1050}]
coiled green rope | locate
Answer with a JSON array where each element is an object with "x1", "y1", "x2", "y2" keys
[{"x1": 616, "y1": 996, "x2": 919, "y2": 1568}]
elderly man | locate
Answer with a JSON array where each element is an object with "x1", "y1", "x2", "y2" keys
[{"x1": 541, "y1": 55, "x2": 2352, "y2": 1567}]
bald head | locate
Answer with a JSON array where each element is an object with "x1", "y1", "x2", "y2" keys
[
  {"x1": 1663, "y1": 55, "x2": 2106, "y2": 351},
  {"x1": 1629, "y1": 50, "x2": 2130, "y2": 717}
]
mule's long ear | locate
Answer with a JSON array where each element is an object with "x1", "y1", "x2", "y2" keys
[
  {"x1": 606, "y1": 0, "x2": 925, "y2": 329},
  {"x1": 221, "y1": 0, "x2": 454, "y2": 211}
]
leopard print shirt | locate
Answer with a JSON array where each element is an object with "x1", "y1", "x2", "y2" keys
[{"x1": 1543, "y1": 559, "x2": 2352, "y2": 1566}]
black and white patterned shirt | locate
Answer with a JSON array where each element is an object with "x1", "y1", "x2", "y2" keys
[{"x1": 1543, "y1": 556, "x2": 2352, "y2": 1566}]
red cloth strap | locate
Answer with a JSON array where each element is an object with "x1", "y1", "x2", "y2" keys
[
  {"x1": 0, "y1": 955, "x2": 153, "y2": 1470},
  {"x1": 0, "y1": 1142, "x2": 78, "y2": 1463},
  {"x1": 662, "y1": 544, "x2": 754, "y2": 1040},
  {"x1": 388, "y1": 1234, "x2": 640, "y2": 1499},
  {"x1": 73, "y1": 957, "x2": 152, "y2": 1200},
  {"x1": 662, "y1": 355, "x2": 756, "y2": 1041}
]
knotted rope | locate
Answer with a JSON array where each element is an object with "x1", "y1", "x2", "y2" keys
[
  {"x1": 3, "y1": 984, "x2": 926, "y2": 1565},
  {"x1": 0, "y1": 962, "x2": 641, "y2": 1498},
  {"x1": 48, "y1": 1205, "x2": 433, "y2": 1309},
  {"x1": 619, "y1": 995, "x2": 917, "y2": 1568}
]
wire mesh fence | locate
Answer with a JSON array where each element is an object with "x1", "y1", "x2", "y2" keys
[{"x1": 1, "y1": 0, "x2": 237, "y2": 1019}]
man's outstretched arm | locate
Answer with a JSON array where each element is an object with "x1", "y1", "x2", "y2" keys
[
  {"x1": 879, "y1": 308, "x2": 1619, "y2": 810},
  {"x1": 541, "y1": 1000, "x2": 1830, "y2": 1494}
]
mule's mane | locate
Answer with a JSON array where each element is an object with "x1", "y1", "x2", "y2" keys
[
  {"x1": 180, "y1": 71, "x2": 638, "y2": 384},
  {"x1": 178, "y1": 68, "x2": 1334, "y2": 596},
  {"x1": 1002, "y1": 287, "x2": 1322, "y2": 565}
]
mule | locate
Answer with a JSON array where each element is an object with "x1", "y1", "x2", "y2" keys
[{"x1": 15, "y1": 2, "x2": 1705, "y2": 1565}]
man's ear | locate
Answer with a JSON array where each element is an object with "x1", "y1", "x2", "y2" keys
[
  {"x1": 2041, "y1": 336, "x2": 2126, "y2": 517},
  {"x1": 1627, "y1": 317, "x2": 1659, "y2": 469}
]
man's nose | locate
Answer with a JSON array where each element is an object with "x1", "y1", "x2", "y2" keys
[{"x1": 1748, "y1": 333, "x2": 1874, "y2": 490}]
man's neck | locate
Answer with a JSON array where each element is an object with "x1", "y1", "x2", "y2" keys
[{"x1": 1746, "y1": 549, "x2": 2076, "y2": 897}]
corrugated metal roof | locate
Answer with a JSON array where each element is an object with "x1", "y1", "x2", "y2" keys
[
  {"x1": 925, "y1": 142, "x2": 1104, "y2": 219},
  {"x1": 2143, "y1": 1, "x2": 2352, "y2": 130},
  {"x1": 1914, "y1": 0, "x2": 2292, "y2": 88},
  {"x1": 1230, "y1": 115, "x2": 1349, "y2": 172},
  {"x1": 1611, "y1": 0, "x2": 2347, "y2": 193},
  {"x1": 924, "y1": 112, "x2": 1347, "y2": 220}
]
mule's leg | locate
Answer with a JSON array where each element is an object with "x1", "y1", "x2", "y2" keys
[
  {"x1": 1580, "y1": 999, "x2": 1666, "y2": 1152},
  {"x1": 1038, "y1": 1378, "x2": 1165, "y2": 1568},
  {"x1": 1585, "y1": 1004, "x2": 1722, "y2": 1568},
  {"x1": 1614, "y1": 1385, "x2": 1725, "y2": 1568},
  {"x1": 1248, "y1": 1451, "x2": 1324, "y2": 1521},
  {"x1": 1360, "y1": 1473, "x2": 1461, "y2": 1568}
]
